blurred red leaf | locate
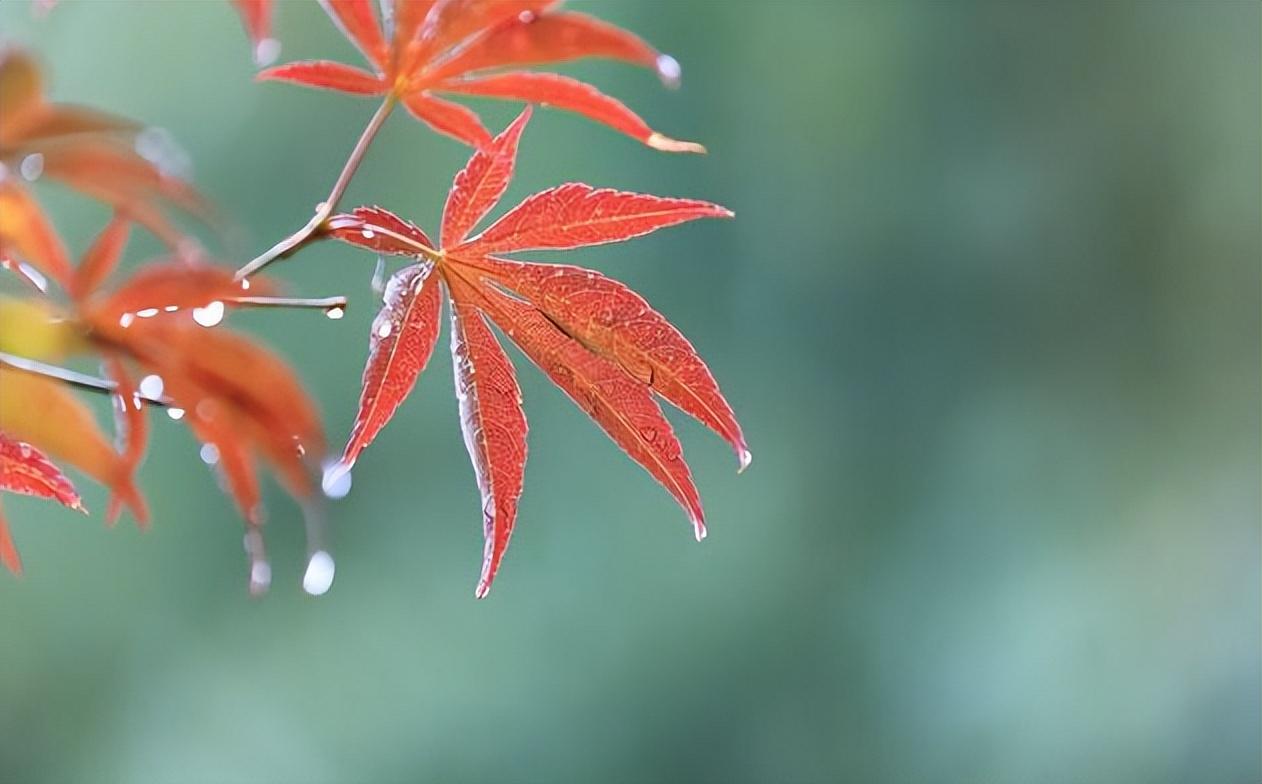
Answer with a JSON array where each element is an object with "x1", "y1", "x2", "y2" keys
[
  {"x1": 330, "y1": 109, "x2": 742, "y2": 596},
  {"x1": 259, "y1": 0, "x2": 702, "y2": 152},
  {"x1": 0, "y1": 367, "x2": 148, "y2": 525},
  {"x1": 0, "y1": 431, "x2": 86, "y2": 575},
  {"x1": 0, "y1": 49, "x2": 209, "y2": 260}
]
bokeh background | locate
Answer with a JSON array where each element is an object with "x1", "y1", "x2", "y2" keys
[{"x1": 1, "y1": 1, "x2": 1258, "y2": 782}]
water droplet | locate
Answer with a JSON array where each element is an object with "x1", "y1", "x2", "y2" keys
[
  {"x1": 19, "y1": 153, "x2": 44, "y2": 181},
  {"x1": 118, "y1": 312, "x2": 135, "y2": 328},
  {"x1": 192, "y1": 300, "x2": 225, "y2": 327},
  {"x1": 324, "y1": 305, "x2": 345, "y2": 320},
  {"x1": 16, "y1": 261, "x2": 47, "y2": 292},
  {"x1": 321, "y1": 460, "x2": 352, "y2": 500},
  {"x1": 18, "y1": 442, "x2": 32, "y2": 458},
  {"x1": 302, "y1": 550, "x2": 336, "y2": 596},
  {"x1": 135, "y1": 127, "x2": 193, "y2": 180},
  {"x1": 249, "y1": 559, "x2": 272, "y2": 595},
  {"x1": 240, "y1": 278, "x2": 252, "y2": 290},
  {"x1": 254, "y1": 37, "x2": 281, "y2": 67},
  {"x1": 640, "y1": 426, "x2": 657, "y2": 443},
  {"x1": 138, "y1": 374, "x2": 164, "y2": 399},
  {"x1": 738, "y1": 448, "x2": 753, "y2": 473},
  {"x1": 371, "y1": 256, "x2": 386, "y2": 295},
  {"x1": 656, "y1": 54, "x2": 682, "y2": 88},
  {"x1": 517, "y1": 9, "x2": 535, "y2": 23},
  {"x1": 199, "y1": 443, "x2": 220, "y2": 465},
  {"x1": 377, "y1": 321, "x2": 393, "y2": 339},
  {"x1": 361, "y1": 228, "x2": 376, "y2": 240},
  {"x1": 166, "y1": 407, "x2": 186, "y2": 420},
  {"x1": 136, "y1": 307, "x2": 159, "y2": 319},
  {"x1": 163, "y1": 305, "x2": 179, "y2": 312}
]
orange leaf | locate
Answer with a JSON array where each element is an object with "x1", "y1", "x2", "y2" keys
[
  {"x1": 102, "y1": 358, "x2": 149, "y2": 528},
  {"x1": 458, "y1": 184, "x2": 732, "y2": 255},
  {"x1": 261, "y1": 0, "x2": 696, "y2": 151},
  {"x1": 479, "y1": 257, "x2": 749, "y2": 469},
  {"x1": 0, "y1": 427, "x2": 86, "y2": 575},
  {"x1": 329, "y1": 110, "x2": 741, "y2": 594},
  {"x1": 256, "y1": 61, "x2": 385, "y2": 95},
  {"x1": 449, "y1": 295, "x2": 527, "y2": 598},
  {"x1": 340, "y1": 262, "x2": 442, "y2": 469},
  {"x1": 0, "y1": 367, "x2": 148, "y2": 524},
  {"x1": 0, "y1": 182, "x2": 71, "y2": 290},
  {"x1": 440, "y1": 107, "x2": 531, "y2": 247}
]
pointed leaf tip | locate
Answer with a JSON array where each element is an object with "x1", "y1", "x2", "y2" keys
[{"x1": 647, "y1": 133, "x2": 706, "y2": 155}]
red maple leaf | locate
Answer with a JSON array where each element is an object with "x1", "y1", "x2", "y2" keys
[
  {"x1": 257, "y1": 0, "x2": 703, "y2": 152},
  {"x1": 326, "y1": 108, "x2": 746, "y2": 597},
  {"x1": 0, "y1": 431, "x2": 86, "y2": 575}
]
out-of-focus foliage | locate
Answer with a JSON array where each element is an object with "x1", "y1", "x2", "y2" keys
[{"x1": 0, "y1": 2, "x2": 1256, "y2": 783}]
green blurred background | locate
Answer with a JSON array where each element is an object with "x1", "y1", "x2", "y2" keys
[{"x1": 1, "y1": 1, "x2": 1258, "y2": 782}]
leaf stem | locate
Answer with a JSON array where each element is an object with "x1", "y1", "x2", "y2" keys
[
  {"x1": 0, "y1": 352, "x2": 170, "y2": 406},
  {"x1": 234, "y1": 95, "x2": 397, "y2": 280},
  {"x1": 227, "y1": 295, "x2": 348, "y2": 313}
]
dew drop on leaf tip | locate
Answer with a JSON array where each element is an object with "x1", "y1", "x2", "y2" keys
[
  {"x1": 321, "y1": 459, "x2": 352, "y2": 499},
  {"x1": 249, "y1": 559, "x2": 272, "y2": 596},
  {"x1": 656, "y1": 54, "x2": 682, "y2": 88},
  {"x1": 254, "y1": 38, "x2": 281, "y2": 68}
]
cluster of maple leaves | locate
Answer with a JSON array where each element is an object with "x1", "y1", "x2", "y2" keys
[{"x1": 0, "y1": 0, "x2": 746, "y2": 597}]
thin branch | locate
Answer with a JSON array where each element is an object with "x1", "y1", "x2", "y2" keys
[
  {"x1": 0, "y1": 352, "x2": 170, "y2": 406},
  {"x1": 235, "y1": 96, "x2": 398, "y2": 281},
  {"x1": 227, "y1": 295, "x2": 348, "y2": 314}
]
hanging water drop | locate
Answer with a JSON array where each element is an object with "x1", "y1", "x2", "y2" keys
[
  {"x1": 656, "y1": 54, "x2": 682, "y2": 88},
  {"x1": 371, "y1": 256, "x2": 386, "y2": 295},
  {"x1": 249, "y1": 559, "x2": 272, "y2": 596},
  {"x1": 324, "y1": 305, "x2": 345, "y2": 320},
  {"x1": 302, "y1": 550, "x2": 336, "y2": 596},
  {"x1": 321, "y1": 460, "x2": 352, "y2": 500},
  {"x1": 166, "y1": 407, "x2": 185, "y2": 420},
  {"x1": 199, "y1": 443, "x2": 220, "y2": 465},
  {"x1": 253, "y1": 37, "x2": 281, "y2": 67}
]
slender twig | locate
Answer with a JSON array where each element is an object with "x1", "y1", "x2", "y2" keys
[
  {"x1": 235, "y1": 96, "x2": 397, "y2": 281},
  {"x1": 0, "y1": 352, "x2": 170, "y2": 406},
  {"x1": 227, "y1": 295, "x2": 348, "y2": 313}
]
